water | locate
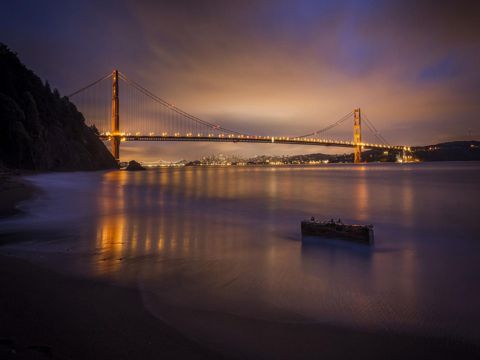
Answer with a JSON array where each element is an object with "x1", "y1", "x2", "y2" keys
[{"x1": 1, "y1": 163, "x2": 480, "y2": 349}]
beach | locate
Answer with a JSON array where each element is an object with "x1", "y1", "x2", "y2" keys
[
  {"x1": 1, "y1": 167, "x2": 480, "y2": 359},
  {"x1": 0, "y1": 254, "x2": 225, "y2": 359},
  {"x1": 1, "y1": 253, "x2": 479, "y2": 360},
  {"x1": 0, "y1": 174, "x2": 223, "y2": 359},
  {"x1": 0, "y1": 172, "x2": 37, "y2": 218}
]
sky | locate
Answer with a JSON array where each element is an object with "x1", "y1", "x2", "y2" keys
[{"x1": 1, "y1": 0, "x2": 480, "y2": 161}]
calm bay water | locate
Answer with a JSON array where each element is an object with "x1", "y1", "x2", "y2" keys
[{"x1": 2, "y1": 163, "x2": 480, "y2": 350}]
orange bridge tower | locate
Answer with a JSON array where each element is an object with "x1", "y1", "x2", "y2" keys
[
  {"x1": 111, "y1": 69, "x2": 120, "y2": 161},
  {"x1": 353, "y1": 108, "x2": 362, "y2": 164}
]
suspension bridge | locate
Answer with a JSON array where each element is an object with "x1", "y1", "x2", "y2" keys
[{"x1": 68, "y1": 70, "x2": 410, "y2": 163}]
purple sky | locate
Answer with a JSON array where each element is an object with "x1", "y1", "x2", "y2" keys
[{"x1": 2, "y1": 0, "x2": 479, "y2": 161}]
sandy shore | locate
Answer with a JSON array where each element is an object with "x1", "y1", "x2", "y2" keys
[
  {"x1": 0, "y1": 175, "x2": 224, "y2": 359},
  {"x1": 1, "y1": 253, "x2": 479, "y2": 360},
  {"x1": 0, "y1": 172, "x2": 38, "y2": 218},
  {"x1": 1, "y1": 174, "x2": 479, "y2": 359},
  {"x1": 0, "y1": 254, "x2": 225, "y2": 359}
]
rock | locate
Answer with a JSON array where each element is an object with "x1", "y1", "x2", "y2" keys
[{"x1": 125, "y1": 160, "x2": 146, "y2": 171}]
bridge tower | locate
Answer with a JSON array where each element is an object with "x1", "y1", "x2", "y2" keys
[
  {"x1": 111, "y1": 69, "x2": 120, "y2": 161},
  {"x1": 353, "y1": 108, "x2": 362, "y2": 164}
]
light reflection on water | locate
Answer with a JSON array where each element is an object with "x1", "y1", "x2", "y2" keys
[{"x1": 2, "y1": 163, "x2": 480, "y2": 342}]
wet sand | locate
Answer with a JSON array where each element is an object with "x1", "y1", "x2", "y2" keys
[
  {"x1": 0, "y1": 255, "x2": 224, "y2": 359},
  {"x1": 145, "y1": 296, "x2": 480, "y2": 360},
  {"x1": 0, "y1": 175, "x2": 223, "y2": 359},
  {"x1": 1, "y1": 173, "x2": 480, "y2": 359},
  {"x1": 0, "y1": 172, "x2": 37, "y2": 218},
  {"x1": 1, "y1": 253, "x2": 479, "y2": 360}
]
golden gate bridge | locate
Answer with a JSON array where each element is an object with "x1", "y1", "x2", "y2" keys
[{"x1": 68, "y1": 70, "x2": 410, "y2": 163}]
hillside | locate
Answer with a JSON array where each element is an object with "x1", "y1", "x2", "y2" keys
[
  {"x1": 0, "y1": 43, "x2": 117, "y2": 171},
  {"x1": 412, "y1": 141, "x2": 480, "y2": 162},
  {"x1": 245, "y1": 141, "x2": 480, "y2": 165}
]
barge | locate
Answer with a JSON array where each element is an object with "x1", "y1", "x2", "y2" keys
[{"x1": 301, "y1": 218, "x2": 374, "y2": 244}]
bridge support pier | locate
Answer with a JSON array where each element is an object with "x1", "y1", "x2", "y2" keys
[
  {"x1": 112, "y1": 136, "x2": 120, "y2": 160},
  {"x1": 111, "y1": 69, "x2": 120, "y2": 161},
  {"x1": 353, "y1": 108, "x2": 362, "y2": 164}
]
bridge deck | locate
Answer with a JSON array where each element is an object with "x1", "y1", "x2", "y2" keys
[{"x1": 99, "y1": 135, "x2": 407, "y2": 151}]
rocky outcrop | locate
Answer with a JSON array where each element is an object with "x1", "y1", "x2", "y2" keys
[
  {"x1": 0, "y1": 43, "x2": 118, "y2": 171},
  {"x1": 125, "y1": 160, "x2": 146, "y2": 171}
]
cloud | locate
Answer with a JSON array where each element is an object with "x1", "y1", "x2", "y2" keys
[{"x1": 2, "y1": 0, "x2": 479, "y2": 161}]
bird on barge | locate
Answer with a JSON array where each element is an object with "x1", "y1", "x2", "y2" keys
[{"x1": 301, "y1": 217, "x2": 374, "y2": 245}]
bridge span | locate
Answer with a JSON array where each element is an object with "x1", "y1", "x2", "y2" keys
[
  {"x1": 70, "y1": 70, "x2": 410, "y2": 162},
  {"x1": 99, "y1": 134, "x2": 407, "y2": 152}
]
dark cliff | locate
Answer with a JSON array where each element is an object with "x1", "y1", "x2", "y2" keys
[{"x1": 0, "y1": 43, "x2": 117, "y2": 171}]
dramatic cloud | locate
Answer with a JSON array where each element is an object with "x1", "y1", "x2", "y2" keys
[{"x1": 2, "y1": 0, "x2": 479, "y2": 160}]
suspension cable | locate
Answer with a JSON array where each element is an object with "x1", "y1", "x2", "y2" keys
[
  {"x1": 118, "y1": 72, "x2": 247, "y2": 136},
  {"x1": 362, "y1": 112, "x2": 389, "y2": 144},
  {"x1": 67, "y1": 72, "x2": 112, "y2": 98},
  {"x1": 297, "y1": 111, "x2": 354, "y2": 138}
]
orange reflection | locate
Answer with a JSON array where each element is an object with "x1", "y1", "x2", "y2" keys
[
  {"x1": 92, "y1": 168, "x2": 245, "y2": 276},
  {"x1": 354, "y1": 167, "x2": 369, "y2": 221}
]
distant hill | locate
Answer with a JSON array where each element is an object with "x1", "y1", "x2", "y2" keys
[
  {"x1": 0, "y1": 43, "x2": 117, "y2": 171},
  {"x1": 255, "y1": 141, "x2": 480, "y2": 164},
  {"x1": 412, "y1": 141, "x2": 480, "y2": 161}
]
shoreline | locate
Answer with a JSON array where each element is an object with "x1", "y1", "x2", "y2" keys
[
  {"x1": 0, "y1": 171, "x2": 38, "y2": 219},
  {"x1": 1, "y1": 170, "x2": 480, "y2": 359},
  {"x1": 1, "y1": 254, "x2": 479, "y2": 360},
  {"x1": 0, "y1": 173, "x2": 224, "y2": 359},
  {"x1": 0, "y1": 254, "x2": 224, "y2": 360}
]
